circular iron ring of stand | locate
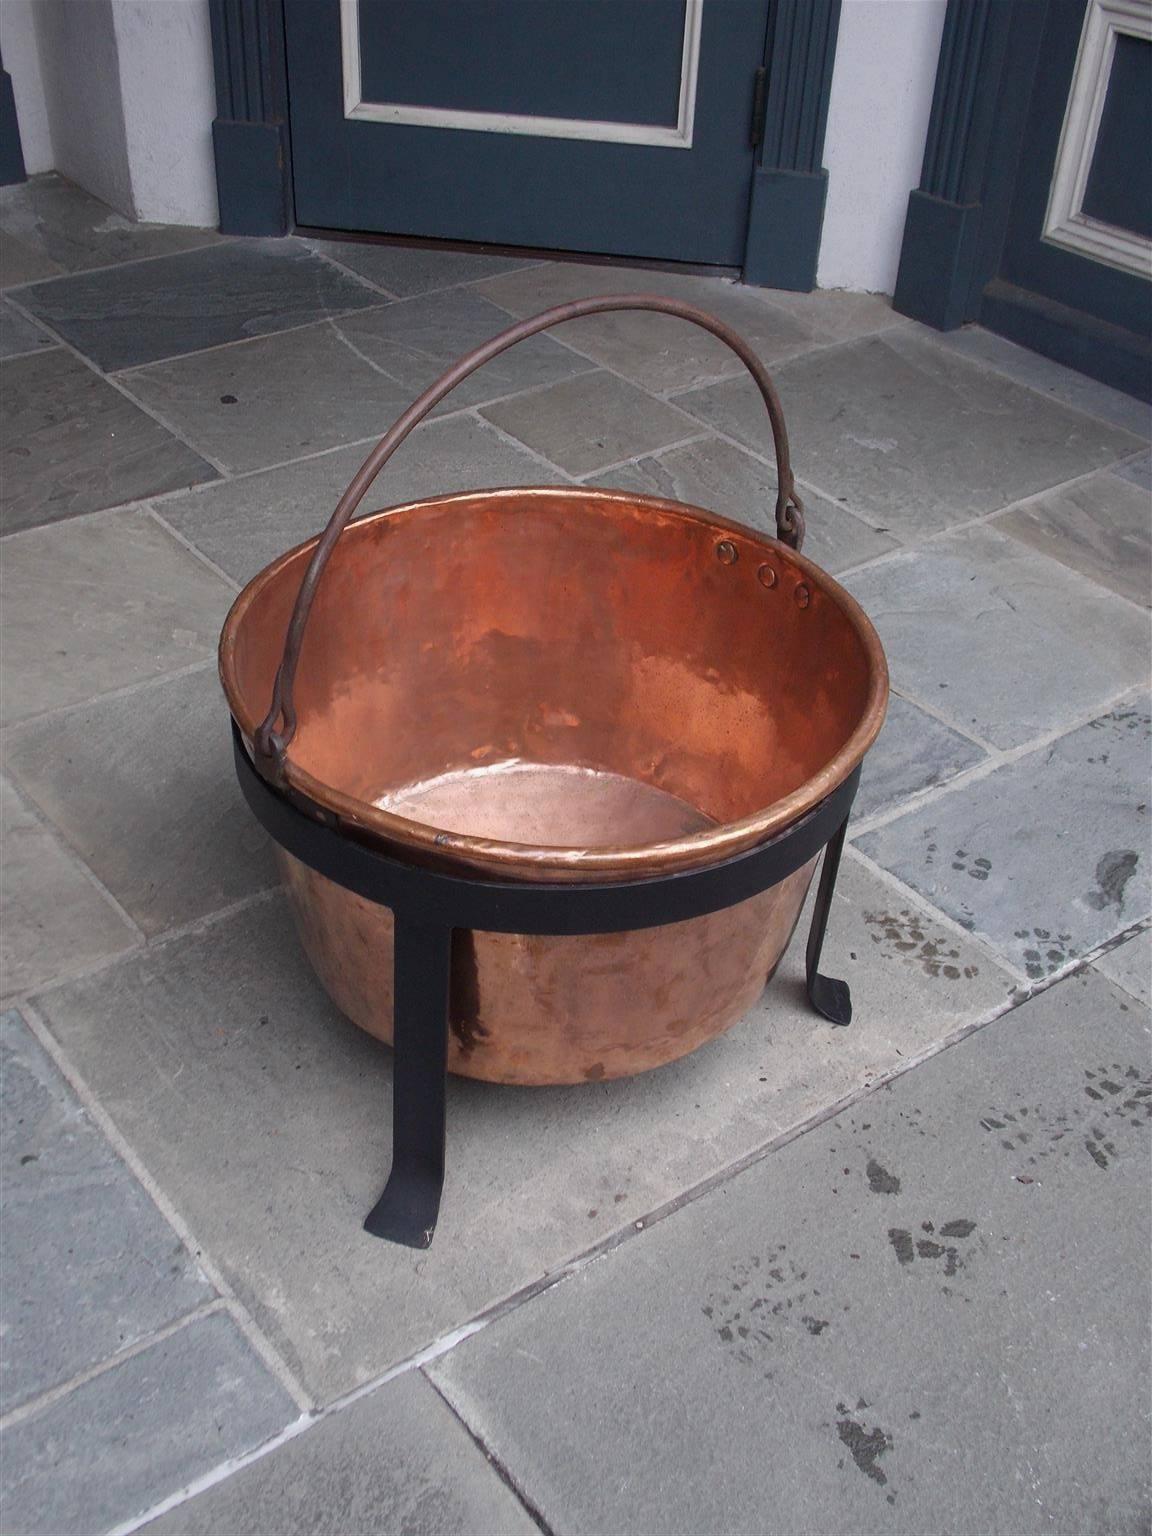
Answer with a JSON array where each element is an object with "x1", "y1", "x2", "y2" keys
[{"x1": 234, "y1": 725, "x2": 859, "y2": 1249}]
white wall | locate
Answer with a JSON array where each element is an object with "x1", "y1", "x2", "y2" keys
[
  {"x1": 35, "y1": 0, "x2": 135, "y2": 215},
  {"x1": 818, "y1": 0, "x2": 947, "y2": 294},
  {"x1": 10, "y1": 0, "x2": 217, "y2": 227},
  {"x1": 1, "y1": 0, "x2": 53, "y2": 174},
  {"x1": 112, "y1": 0, "x2": 218, "y2": 226}
]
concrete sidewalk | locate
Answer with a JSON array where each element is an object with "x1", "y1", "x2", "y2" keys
[{"x1": 1, "y1": 173, "x2": 1149, "y2": 1535}]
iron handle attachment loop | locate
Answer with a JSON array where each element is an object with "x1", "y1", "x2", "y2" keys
[{"x1": 255, "y1": 293, "x2": 805, "y2": 770}]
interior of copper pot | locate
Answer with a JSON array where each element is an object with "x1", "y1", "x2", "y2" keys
[{"x1": 220, "y1": 488, "x2": 887, "y2": 876}]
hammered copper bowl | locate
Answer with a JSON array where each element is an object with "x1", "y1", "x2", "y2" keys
[{"x1": 220, "y1": 483, "x2": 887, "y2": 1086}]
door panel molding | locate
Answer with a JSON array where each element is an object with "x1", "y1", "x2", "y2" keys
[
  {"x1": 743, "y1": 0, "x2": 842, "y2": 291},
  {"x1": 893, "y1": 0, "x2": 1150, "y2": 401},
  {"x1": 892, "y1": 0, "x2": 1020, "y2": 330},
  {"x1": 208, "y1": 0, "x2": 293, "y2": 235},
  {"x1": 339, "y1": 0, "x2": 702, "y2": 148},
  {"x1": 1042, "y1": 0, "x2": 1152, "y2": 277}
]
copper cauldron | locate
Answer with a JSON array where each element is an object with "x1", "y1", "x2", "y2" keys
[{"x1": 220, "y1": 297, "x2": 888, "y2": 1091}]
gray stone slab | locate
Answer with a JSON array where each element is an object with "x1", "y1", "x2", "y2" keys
[
  {"x1": 1, "y1": 779, "x2": 137, "y2": 997},
  {"x1": 159, "y1": 415, "x2": 567, "y2": 586},
  {"x1": 584, "y1": 433, "x2": 898, "y2": 575},
  {"x1": 1093, "y1": 928, "x2": 1151, "y2": 1006},
  {"x1": 142, "y1": 1370, "x2": 538, "y2": 1536},
  {"x1": 752, "y1": 285, "x2": 909, "y2": 345},
  {"x1": 994, "y1": 469, "x2": 1151, "y2": 606},
  {"x1": 843, "y1": 525, "x2": 1150, "y2": 749},
  {"x1": 0, "y1": 509, "x2": 233, "y2": 727},
  {"x1": 0, "y1": 173, "x2": 222, "y2": 287},
  {"x1": 928, "y1": 322, "x2": 1152, "y2": 440},
  {"x1": 120, "y1": 321, "x2": 420, "y2": 475},
  {"x1": 0, "y1": 1312, "x2": 297, "y2": 1536},
  {"x1": 32, "y1": 861, "x2": 1012, "y2": 1404},
  {"x1": 854, "y1": 693, "x2": 987, "y2": 824},
  {"x1": 0, "y1": 229, "x2": 65, "y2": 288},
  {"x1": 676, "y1": 331, "x2": 1143, "y2": 540},
  {"x1": 856, "y1": 698, "x2": 1151, "y2": 978},
  {"x1": 1114, "y1": 448, "x2": 1152, "y2": 492},
  {"x1": 1, "y1": 349, "x2": 218, "y2": 534},
  {"x1": 311, "y1": 238, "x2": 540, "y2": 298},
  {"x1": 480, "y1": 371, "x2": 700, "y2": 476},
  {"x1": 17, "y1": 239, "x2": 382, "y2": 372},
  {"x1": 477, "y1": 260, "x2": 816, "y2": 393},
  {"x1": 4, "y1": 668, "x2": 276, "y2": 938},
  {"x1": 0, "y1": 1008, "x2": 212, "y2": 1413},
  {"x1": 332, "y1": 289, "x2": 594, "y2": 408},
  {"x1": 0, "y1": 297, "x2": 57, "y2": 358},
  {"x1": 429, "y1": 969, "x2": 1152, "y2": 1536}
]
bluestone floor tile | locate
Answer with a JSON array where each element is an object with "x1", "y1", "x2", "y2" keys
[
  {"x1": 480, "y1": 370, "x2": 698, "y2": 476},
  {"x1": 32, "y1": 862, "x2": 1012, "y2": 1404},
  {"x1": 853, "y1": 693, "x2": 987, "y2": 823},
  {"x1": 1, "y1": 349, "x2": 218, "y2": 534},
  {"x1": 477, "y1": 259, "x2": 816, "y2": 392},
  {"x1": 927, "y1": 322, "x2": 1152, "y2": 439},
  {"x1": 4, "y1": 667, "x2": 275, "y2": 937},
  {"x1": 310, "y1": 237, "x2": 540, "y2": 297},
  {"x1": 1, "y1": 779, "x2": 136, "y2": 997},
  {"x1": 1, "y1": 1009, "x2": 212, "y2": 1414},
  {"x1": 585, "y1": 433, "x2": 898, "y2": 575},
  {"x1": 994, "y1": 469, "x2": 1151, "y2": 606},
  {"x1": 1114, "y1": 448, "x2": 1151, "y2": 491},
  {"x1": 119, "y1": 322, "x2": 419, "y2": 474},
  {"x1": 0, "y1": 509, "x2": 233, "y2": 726},
  {"x1": 0, "y1": 1312, "x2": 297, "y2": 1536},
  {"x1": 142, "y1": 1370, "x2": 538, "y2": 1536},
  {"x1": 676, "y1": 331, "x2": 1143, "y2": 539},
  {"x1": 332, "y1": 288, "x2": 595, "y2": 407},
  {"x1": 430, "y1": 970, "x2": 1151, "y2": 1536},
  {"x1": 0, "y1": 173, "x2": 221, "y2": 287},
  {"x1": 0, "y1": 297, "x2": 56, "y2": 359},
  {"x1": 842, "y1": 525, "x2": 1150, "y2": 749},
  {"x1": 0, "y1": 228, "x2": 64, "y2": 287},
  {"x1": 159, "y1": 415, "x2": 566, "y2": 585},
  {"x1": 17, "y1": 240, "x2": 382, "y2": 371},
  {"x1": 1093, "y1": 928, "x2": 1151, "y2": 1006},
  {"x1": 855, "y1": 698, "x2": 1151, "y2": 978},
  {"x1": 753, "y1": 285, "x2": 909, "y2": 345}
]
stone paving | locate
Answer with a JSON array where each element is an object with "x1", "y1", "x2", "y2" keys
[{"x1": 1, "y1": 174, "x2": 1149, "y2": 1535}]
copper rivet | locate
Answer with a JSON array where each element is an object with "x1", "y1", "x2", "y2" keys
[
  {"x1": 795, "y1": 582, "x2": 810, "y2": 609},
  {"x1": 757, "y1": 563, "x2": 777, "y2": 589},
  {"x1": 715, "y1": 540, "x2": 738, "y2": 565}
]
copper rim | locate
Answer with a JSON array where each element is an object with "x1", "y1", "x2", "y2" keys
[{"x1": 220, "y1": 486, "x2": 889, "y2": 883}]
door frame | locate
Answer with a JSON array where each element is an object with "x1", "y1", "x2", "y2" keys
[
  {"x1": 0, "y1": 44, "x2": 27, "y2": 187},
  {"x1": 208, "y1": 0, "x2": 843, "y2": 291},
  {"x1": 892, "y1": 0, "x2": 1151, "y2": 399}
]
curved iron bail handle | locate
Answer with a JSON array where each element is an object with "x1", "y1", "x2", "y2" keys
[{"x1": 255, "y1": 293, "x2": 806, "y2": 768}]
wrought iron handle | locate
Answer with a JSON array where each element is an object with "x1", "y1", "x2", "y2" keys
[{"x1": 255, "y1": 293, "x2": 805, "y2": 768}]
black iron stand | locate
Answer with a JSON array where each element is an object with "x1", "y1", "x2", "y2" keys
[{"x1": 234, "y1": 727, "x2": 859, "y2": 1250}]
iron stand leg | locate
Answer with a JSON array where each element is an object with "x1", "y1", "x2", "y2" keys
[
  {"x1": 363, "y1": 917, "x2": 452, "y2": 1248},
  {"x1": 806, "y1": 816, "x2": 853, "y2": 1027}
]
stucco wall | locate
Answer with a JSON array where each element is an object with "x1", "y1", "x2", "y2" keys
[
  {"x1": 112, "y1": 0, "x2": 218, "y2": 226},
  {"x1": 8, "y1": 0, "x2": 217, "y2": 226},
  {"x1": 819, "y1": 0, "x2": 947, "y2": 293},
  {"x1": 34, "y1": 0, "x2": 134, "y2": 214},
  {"x1": 1, "y1": 0, "x2": 53, "y2": 175}
]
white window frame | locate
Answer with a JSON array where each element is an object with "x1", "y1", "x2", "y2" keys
[
  {"x1": 1043, "y1": 0, "x2": 1152, "y2": 278},
  {"x1": 340, "y1": 0, "x2": 703, "y2": 149}
]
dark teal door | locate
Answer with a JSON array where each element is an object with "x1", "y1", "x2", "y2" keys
[
  {"x1": 284, "y1": 0, "x2": 772, "y2": 265},
  {"x1": 982, "y1": 0, "x2": 1151, "y2": 395}
]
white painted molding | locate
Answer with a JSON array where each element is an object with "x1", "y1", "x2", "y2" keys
[
  {"x1": 1043, "y1": 0, "x2": 1152, "y2": 278},
  {"x1": 339, "y1": 0, "x2": 701, "y2": 149}
]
